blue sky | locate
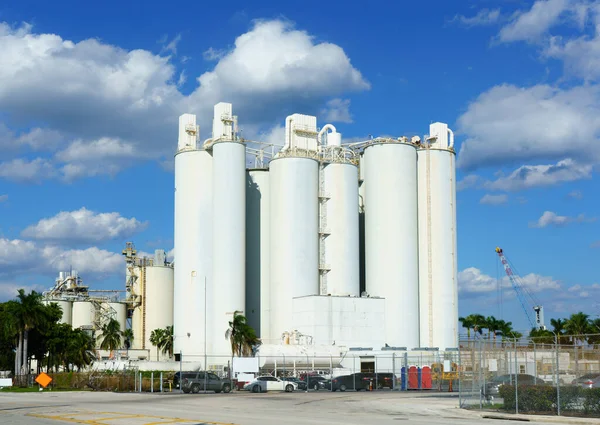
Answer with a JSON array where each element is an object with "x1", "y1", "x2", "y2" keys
[{"x1": 0, "y1": 0, "x2": 599, "y2": 333}]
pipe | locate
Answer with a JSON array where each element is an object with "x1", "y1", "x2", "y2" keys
[
  {"x1": 283, "y1": 115, "x2": 294, "y2": 152},
  {"x1": 447, "y1": 128, "x2": 454, "y2": 148},
  {"x1": 317, "y1": 124, "x2": 337, "y2": 146}
]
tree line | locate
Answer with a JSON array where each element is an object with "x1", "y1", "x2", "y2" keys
[
  {"x1": 460, "y1": 312, "x2": 600, "y2": 345},
  {"x1": 0, "y1": 290, "x2": 136, "y2": 375}
]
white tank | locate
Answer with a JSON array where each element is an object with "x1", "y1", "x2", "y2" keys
[
  {"x1": 322, "y1": 162, "x2": 359, "y2": 296},
  {"x1": 142, "y1": 265, "x2": 174, "y2": 359},
  {"x1": 173, "y1": 145, "x2": 213, "y2": 356},
  {"x1": 269, "y1": 157, "x2": 319, "y2": 341},
  {"x1": 72, "y1": 301, "x2": 95, "y2": 330},
  {"x1": 108, "y1": 302, "x2": 127, "y2": 346},
  {"x1": 418, "y1": 123, "x2": 458, "y2": 350},
  {"x1": 212, "y1": 141, "x2": 246, "y2": 356},
  {"x1": 364, "y1": 141, "x2": 419, "y2": 348},
  {"x1": 44, "y1": 300, "x2": 72, "y2": 325},
  {"x1": 245, "y1": 169, "x2": 270, "y2": 341}
]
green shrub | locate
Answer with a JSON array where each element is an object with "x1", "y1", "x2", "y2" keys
[{"x1": 499, "y1": 385, "x2": 600, "y2": 417}]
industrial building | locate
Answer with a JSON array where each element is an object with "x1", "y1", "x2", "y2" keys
[
  {"x1": 42, "y1": 246, "x2": 173, "y2": 361},
  {"x1": 173, "y1": 102, "x2": 459, "y2": 365},
  {"x1": 41, "y1": 101, "x2": 458, "y2": 371}
]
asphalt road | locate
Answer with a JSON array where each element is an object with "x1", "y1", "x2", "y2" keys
[{"x1": 0, "y1": 390, "x2": 593, "y2": 425}]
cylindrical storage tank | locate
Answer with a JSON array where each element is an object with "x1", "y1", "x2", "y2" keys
[
  {"x1": 72, "y1": 301, "x2": 95, "y2": 330},
  {"x1": 212, "y1": 141, "x2": 246, "y2": 356},
  {"x1": 418, "y1": 128, "x2": 458, "y2": 350},
  {"x1": 358, "y1": 154, "x2": 366, "y2": 295},
  {"x1": 322, "y1": 162, "x2": 359, "y2": 296},
  {"x1": 269, "y1": 157, "x2": 319, "y2": 342},
  {"x1": 144, "y1": 265, "x2": 174, "y2": 359},
  {"x1": 44, "y1": 300, "x2": 72, "y2": 326},
  {"x1": 245, "y1": 169, "x2": 270, "y2": 341},
  {"x1": 364, "y1": 141, "x2": 419, "y2": 348},
  {"x1": 173, "y1": 148, "x2": 213, "y2": 356},
  {"x1": 108, "y1": 302, "x2": 127, "y2": 347}
]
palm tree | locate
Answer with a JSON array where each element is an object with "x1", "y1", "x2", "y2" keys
[
  {"x1": 67, "y1": 329, "x2": 95, "y2": 371},
  {"x1": 550, "y1": 318, "x2": 568, "y2": 344},
  {"x1": 150, "y1": 328, "x2": 165, "y2": 360},
  {"x1": 565, "y1": 312, "x2": 591, "y2": 343},
  {"x1": 528, "y1": 327, "x2": 554, "y2": 345},
  {"x1": 485, "y1": 316, "x2": 501, "y2": 341},
  {"x1": 469, "y1": 314, "x2": 487, "y2": 339},
  {"x1": 497, "y1": 320, "x2": 518, "y2": 345},
  {"x1": 6, "y1": 290, "x2": 45, "y2": 375},
  {"x1": 459, "y1": 316, "x2": 474, "y2": 340},
  {"x1": 98, "y1": 319, "x2": 122, "y2": 353},
  {"x1": 122, "y1": 328, "x2": 134, "y2": 350},
  {"x1": 158, "y1": 326, "x2": 173, "y2": 358},
  {"x1": 225, "y1": 311, "x2": 261, "y2": 357}
]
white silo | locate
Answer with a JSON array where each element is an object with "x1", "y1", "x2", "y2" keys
[
  {"x1": 211, "y1": 102, "x2": 246, "y2": 357},
  {"x1": 245, "y1": 169, "x2": 270, "y2": 340},
  {"x1": 173, "y1": 113, "x2": 213, "y2": 357},
  {"x1": 418, "y1": 122, "x2": 458, "y2": 350},
  {"x1": 107, "y1": 302, "x2": 127, "y2": 346},
  {"x1": 44, "y1": 300, "x2": 72, "y2": 326},
  {"x1": 269, "y1": 114, "x2": 319, "y2": 342},
  {"x1": 363, "y1": 139, "x2": 419, "y2": 348},
  {"x1": 72, "y1": 301, "x2": 95, "y2": 330},
  {"x1": 143, "y1": 257, "x2": 174, "y2": 359},
  {"x1": 319, "y1": 126, "x2": 359, "y2": 296}
]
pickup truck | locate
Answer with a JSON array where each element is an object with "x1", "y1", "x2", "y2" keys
[{"x1": 181, "y1": 371, "x2": 232, "y2": 394}]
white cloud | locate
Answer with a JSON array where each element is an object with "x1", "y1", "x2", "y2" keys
[
  {"x1": 321, "y1": 98, "x2": 353, "y2": 123},
  {"x1": 457, "y1": 174, "x2": 481, "y2": 191},
  {"x1": 529, "y1": 210, "x2": 597, "y2": 228},
  {"x1": 485, "y1": 159, "x2": 593, "y2": 191},
  {"x1": 479, "y1": 193, "x2": 508, "y2": 205},
  {"x1": 568, "y1": 284, "x2": 581, "y2": 292},
  {"x1": 0, "y1": 282, "x2": 46, "y2": 301},
  {"x1": 457, "y1": 84, "x2": 600, "y2": 170},
  {"x1": 498, "y1": 0, "x2": 572, "y2": 43},
  {"x1": 21, "y1": 207, "x2": 147, "y2": 244},
  {"x1": 454, "y1": 9, "x2": 501, "y2": 27},
  {"x1": 203, "y1": 47, "x2": 226, "y2": 61},
  {"x1": 0, "y1": 194, "x2": 6, "y2": 202},
  {"x1": 0, "y1": 237, "x2": 122, "y2": 278},
  {"x1": 160, "y1": 34, "x2": 181, "y2": 55},
  {"x1": 0, "y1": 157, "x2": 56, "y2": 182},
  {"x1": 459, "y1": 266, "x2": 560, "y2": 294},
  {"x1": 0, "y1": 19, "x2": 369, "y2": 181},
  {"x1": 568, "y1": 189, "x2": 583, "y2": 199}
]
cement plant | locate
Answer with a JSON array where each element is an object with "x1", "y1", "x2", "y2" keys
[{"x1": 40, "y1": 101, "x2": 458, "y2": 372}]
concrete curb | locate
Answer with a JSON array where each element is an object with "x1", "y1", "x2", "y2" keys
[{"x1": 479, "y1": 413, "x2": 600, "y2": 424}]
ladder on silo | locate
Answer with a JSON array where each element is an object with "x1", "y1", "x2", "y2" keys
[{"x1": 318, "y1": 163, "x2": 331, "y2": 295}]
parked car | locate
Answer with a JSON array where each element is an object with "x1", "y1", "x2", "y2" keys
[
  {"x1": 302, "y1": 375, "x2": 328, "y2": 390},
  {"x1": 243, "y1": 376, "x2": 298, "y2": 393},
  {"x1": 484, "y1": 374, "x2": 546, "y2": 398},
  {"x1": 572, "y1": 373, "x2": 600, "y2": 388},
  {"x1": 174, "y1": 371, "x2": 199, "y2": 390},
  {"x1": 282, "y1": 376, "x2": 306, "y2": 390},
  {"x1": 181, "y1": 371, "x2": 232, "y2": 394}
]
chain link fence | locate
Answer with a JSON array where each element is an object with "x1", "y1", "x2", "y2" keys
[{"x1": 458, "y1": 335, "x2": 600, "y2": 418}]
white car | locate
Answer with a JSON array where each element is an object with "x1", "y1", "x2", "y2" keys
[{"x1": 243, "y1": 376, "x2": 298, "y2": 393}]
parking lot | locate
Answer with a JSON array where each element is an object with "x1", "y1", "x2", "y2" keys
[{"x1": 1, "y1": 389, "x2": 594, "y2": 425}]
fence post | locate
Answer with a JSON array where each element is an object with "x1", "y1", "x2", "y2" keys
[
  {"x1": 134, "y1": 371, "x2": 137, "y2": 392},
  {"x1": 555, "y1": 334, "x2": 560, "y2": 416},
  {"x1": 514, "y1": 339, "x2": 518, "y2": 415},
  {"x1": 458, "y1": 346, "x2": 462, "y2": 408},
  {"x1": 139, "y1": 372, "x2": 142, "y2": 392},
  {"x1": 179, "y1": 350, "x2": 183, "y2": 394},
  {"x1": 533, "y1": 342, "x2": 537, "y2": 385},
  {"x1": 353, "y1": 355, "x2": 356, "y2": 390},
  {"x1": 151, "y1": 372, "x2": 154, "y2": 393},
  {"x1": 160, "y1": 372, "x2": 163, "y2": 392},
  {"x1": 478, "y1": 339, "x2": 483, "y2": 410},
  {"x1": 392, "y1": 353, "x2": 396, "y2": 391}
]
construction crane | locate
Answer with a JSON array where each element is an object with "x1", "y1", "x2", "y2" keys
[{"x1": 495, "y1": 247, "x2": 546, "y2": 330}]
